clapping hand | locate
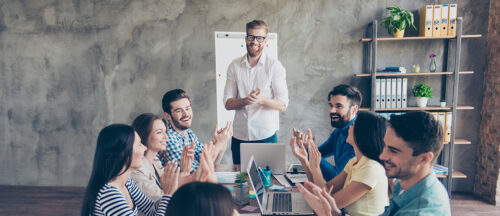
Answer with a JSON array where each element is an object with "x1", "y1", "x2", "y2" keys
[
  {"x1": 179, "y1": 141, "x2": 195, "y2": 173},
  {"x1": 307, "y1": 140, "x2": 322, "y2": 170},
  {"x1": 293, "y1": 128, "x2": 316, "y2": 148},
  {"x1": 161, "y1": 161, "x2": 180, "y2": 196},
  {"x1": 290, "y1": 137, "x2": 309, "y2": 165},
  {"x1": 296, "y1": 181, "x2": 341, "y2": 216},
  {"x1": 213, "y1": 121, "x2": 233, "y2": 154},
  {"x1": 245, "y1": 88, "x2": 262, "y2": 105},
  {"x1": 195, "y1": 141, "x2": 218, "y2": 183}
]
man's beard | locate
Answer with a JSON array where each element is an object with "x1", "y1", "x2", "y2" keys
[
  {"x1": 171, "y1": 117, "x2": 190, "y2": 130},
  {"x1": 247, "y1": 43, "x2": 264, "y2": 57},
  {"x1": 330, "y1": 109, "x2": 352, "y2": 129}
]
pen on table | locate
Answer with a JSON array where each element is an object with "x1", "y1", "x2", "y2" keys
[{"x1": 272, "y1": 189, "x2": 291, "y2": 192}]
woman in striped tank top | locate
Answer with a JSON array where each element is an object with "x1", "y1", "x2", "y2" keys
[{"x1": 81, "y1": 124, "x2": 180, "y2": 216}]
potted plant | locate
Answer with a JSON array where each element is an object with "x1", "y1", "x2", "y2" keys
[
  {"x1": 440, "y1": 99, "x2": 446, "y2": 107},
  {"x1": 380, "y1": 7, "x2": 417, "y2": 38},
  {"x1": 412, "y1": 83, "x2": 433, "y2": 108},
  {"x1": 233, "y1": 172, "x2": 249, "y2": 206}
]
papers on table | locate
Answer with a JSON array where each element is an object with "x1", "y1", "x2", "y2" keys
[
  {"x1": 216, "y1": 172, "x2": 238, "y2": 184},
  {"x1": 273, "y1": 174, "x2": 291, "y2": 187}
]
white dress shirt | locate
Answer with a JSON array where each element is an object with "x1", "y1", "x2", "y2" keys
[{"x1": 223, "y1": 52, "x2": 289, "y2": 141}]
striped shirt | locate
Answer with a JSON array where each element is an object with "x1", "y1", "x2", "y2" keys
[{"x1": 92, "y1": 178, "x2": 171, "y2": 216}]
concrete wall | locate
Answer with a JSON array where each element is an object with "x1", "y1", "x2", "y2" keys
[{"x1": 0, "y1": 0, "x2": 489, "y2": 191}]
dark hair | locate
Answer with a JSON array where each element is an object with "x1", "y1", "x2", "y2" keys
[
  {"x1": 162, "y1": 89, "x2": 191, "y2": 115},
  {"x1": 327, "y1": 84, "x2": 362, "y2": 107},
  {"x1": 246, "y1": 20, "x2": 269, "y2": 34},
  {"x1": 132, "y1": 113, "x2": 166, "y2": 148},
  {"x1": 165, "y1": 182, "x2": 234, "y2": 216},
  {"x1": 353, "y1": 111, "x2": 387, "y2": 164},
  {"x1": 389, "y1": 111, "x2": 444, "y2": 162},
  {"x1": 81, "y1": 124, "x2": 136, "y2": 216}
]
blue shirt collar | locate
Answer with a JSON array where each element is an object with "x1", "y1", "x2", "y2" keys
[
  {"x1": 392, "y1": 173, "x2": 438, "y2": 207},
  {"x1": 339, "y1": 115, "x2": 357, "y2": 134}
]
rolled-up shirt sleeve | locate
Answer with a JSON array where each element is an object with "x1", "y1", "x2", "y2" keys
[
  {"x1": 223, "y1": 63, "x2": 237, "y2": 106},
  {"x1": 271, "y1": 62, "x2": 289, "y2": 107}
]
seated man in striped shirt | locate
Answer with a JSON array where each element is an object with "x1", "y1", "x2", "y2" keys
[{"x1": 158, "y1": 89, "x2": 232, "y2": 172}]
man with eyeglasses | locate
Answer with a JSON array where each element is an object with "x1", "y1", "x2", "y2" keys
[{"x1": 223, "y1": 20, "x2": 289, "y2": 165}]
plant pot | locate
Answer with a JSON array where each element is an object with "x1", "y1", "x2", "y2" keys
[
  {"x1": 393, "y1": 28, "x2": 405, "y2": 38},
  {"x1": 416, "y1": 97, "x2": 428, "y2": 108},
  {"x1": 233, "y1": 182, "x2": 249, "y2": 206},
  {"x1": 440, "y1": 102, "x2": 446, "y2": 107}
]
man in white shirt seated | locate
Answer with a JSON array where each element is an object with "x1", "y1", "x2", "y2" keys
[{"x1": 223, "y1": 20, "x2": 289, "y2": 165}]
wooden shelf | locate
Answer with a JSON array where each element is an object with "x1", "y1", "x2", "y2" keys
[
  {"x1": 355, "y1": 71, "x2": 474, "y2": 77},
  {"x1": 359, "y1": 106, "x2": 474, "y2": 111},
  {"x1": 360, "y1": 34, "x2": 482, "y2": 42},
  {"x1": 436, "y1": 170, "x2": 467, "y2": 179},
  {"x1": 444, "y1": 139, "x2": 472, "y2": 145}
]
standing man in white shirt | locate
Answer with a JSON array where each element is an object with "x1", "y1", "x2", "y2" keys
[{"x1": 223, "y1": 20, "x2": 289, "y2": 165}]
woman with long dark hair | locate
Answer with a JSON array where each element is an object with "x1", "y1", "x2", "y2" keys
[
  {"x1": 130, "y1": 113, "x2": 194, "y2": 202},
  {"x1": 81, "y1": 124, "x2": 180, "y2": 216},
  {"x1": 291, "y1": 111, "x2": 389, "y2": 216},
  {"x1": 165, "y1": 182, "x2": 238, "y2": 216}
]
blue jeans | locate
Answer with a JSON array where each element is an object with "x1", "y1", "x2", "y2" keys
[{"x1": 231, "y1": 133, "x2": 277, "y2": 165}]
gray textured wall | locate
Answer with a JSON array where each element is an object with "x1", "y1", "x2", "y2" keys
[{"x1": 0, "y1": 0, "x2": 489, "y2": 191}]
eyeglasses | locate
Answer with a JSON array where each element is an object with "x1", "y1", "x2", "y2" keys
[{"x1": 245, "y1": 35, "x2": 266, "y2": 43}]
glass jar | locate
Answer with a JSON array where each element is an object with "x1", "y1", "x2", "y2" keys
[
  {"x1": 233, "y1": 182, "x2": 249, "y2": 206},
  {"x1": 429, "y1": 58, "x2": 437, "y2": 72}
]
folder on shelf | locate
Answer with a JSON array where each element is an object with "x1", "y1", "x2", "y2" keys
[
  {"x1": 386, "y1": 78, "x2": 392, "y2": 108},
  {"x1": 432, "y1": 112, "x2": 438, "y2": 121},
  {"x1": 445, "y1": 112, "x2": 452, "y2": 142},
  {"x1": 380, "y1": 79, "x2": 386, "y2": 109},
  {"x1": 419, "y1": 5, "x2": 434, "y2": 37},
  {"x1": 375, "y1": 79, "x2": 381, "y2": 109},
  {"x1": 402, "y1": 78, "x2": 408, "y2": 108},
  {"x1": 396, "y1": 78, "x2": 402, "y2": 108},
  {"x1": 440, "y1": 4, "x2": 449, "y2": 36},
  {"x1": 391, "y1": 78, "x2": 397, "y2": 108},
  {"x1": 438, "y1": 112, "x2": 446, "y2": 141},
  {"x1": 432, "y1": 5, "x2": 442, "y2": 37},
  {"x1": 448, "y1": 4, "x2": 457, "y2": 36}
]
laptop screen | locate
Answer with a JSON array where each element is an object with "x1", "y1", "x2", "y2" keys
[{"x1": 248, "y1": 157, "x2": 265, "y2": 206}]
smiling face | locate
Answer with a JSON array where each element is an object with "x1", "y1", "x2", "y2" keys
[
  {"x1": 329, "y1": 95, "x2": 357, "y2": 128},
  {"x1": 131, "y1": 132, "x2": 147, "y2": 169},
  {"x1": 165, "y1": 98, "x2": 193, "y2": 131},
  {"x1": 246, "y1": 28, "x2": 267, "y2": 57},
  {"x1": 379, "y1": 127, "x2": 423, "y2": 180},
  {"x1": 147, "y1": 119, "x2": 167, "y2": 152}
]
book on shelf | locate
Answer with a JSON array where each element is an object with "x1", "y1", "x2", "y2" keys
[
  {"x1": 433, "y1": 164, "x2": 449, "y2": 174},
  {"x1": 376, "y1": 67, "x2": 407, "y2": 73}
]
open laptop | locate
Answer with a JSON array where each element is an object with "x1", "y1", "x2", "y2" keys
[
  {"x1": 241, "y1": 143, "x2": 286, "y2": 174},
  {"x1": 247, "y1": 155, "x2": 314, "y2": 215}
]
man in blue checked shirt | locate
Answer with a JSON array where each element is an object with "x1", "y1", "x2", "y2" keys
[{"x1": 158, "y1": 89, "x2": 232, "y2": 172}]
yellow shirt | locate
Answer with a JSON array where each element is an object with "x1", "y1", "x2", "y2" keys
[{"x1": 343, "y1": 156, "x2": 389, "y2": 216}]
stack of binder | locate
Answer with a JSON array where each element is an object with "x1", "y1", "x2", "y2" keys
[
  {"x1": 375, "y1": 78, "x2": 407, "y2": 109},
  {"x1": 419, "y1": 4, "x2": 457, "y2": 37}
]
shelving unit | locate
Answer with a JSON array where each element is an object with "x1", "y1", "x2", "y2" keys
[{"x1": 358, "y1": 18, "x2": 481, "y2": 195}]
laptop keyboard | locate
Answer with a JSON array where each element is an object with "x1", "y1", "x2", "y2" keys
[{"x1": 272, "y1": 193, "x2": 292, "y2": 212}]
